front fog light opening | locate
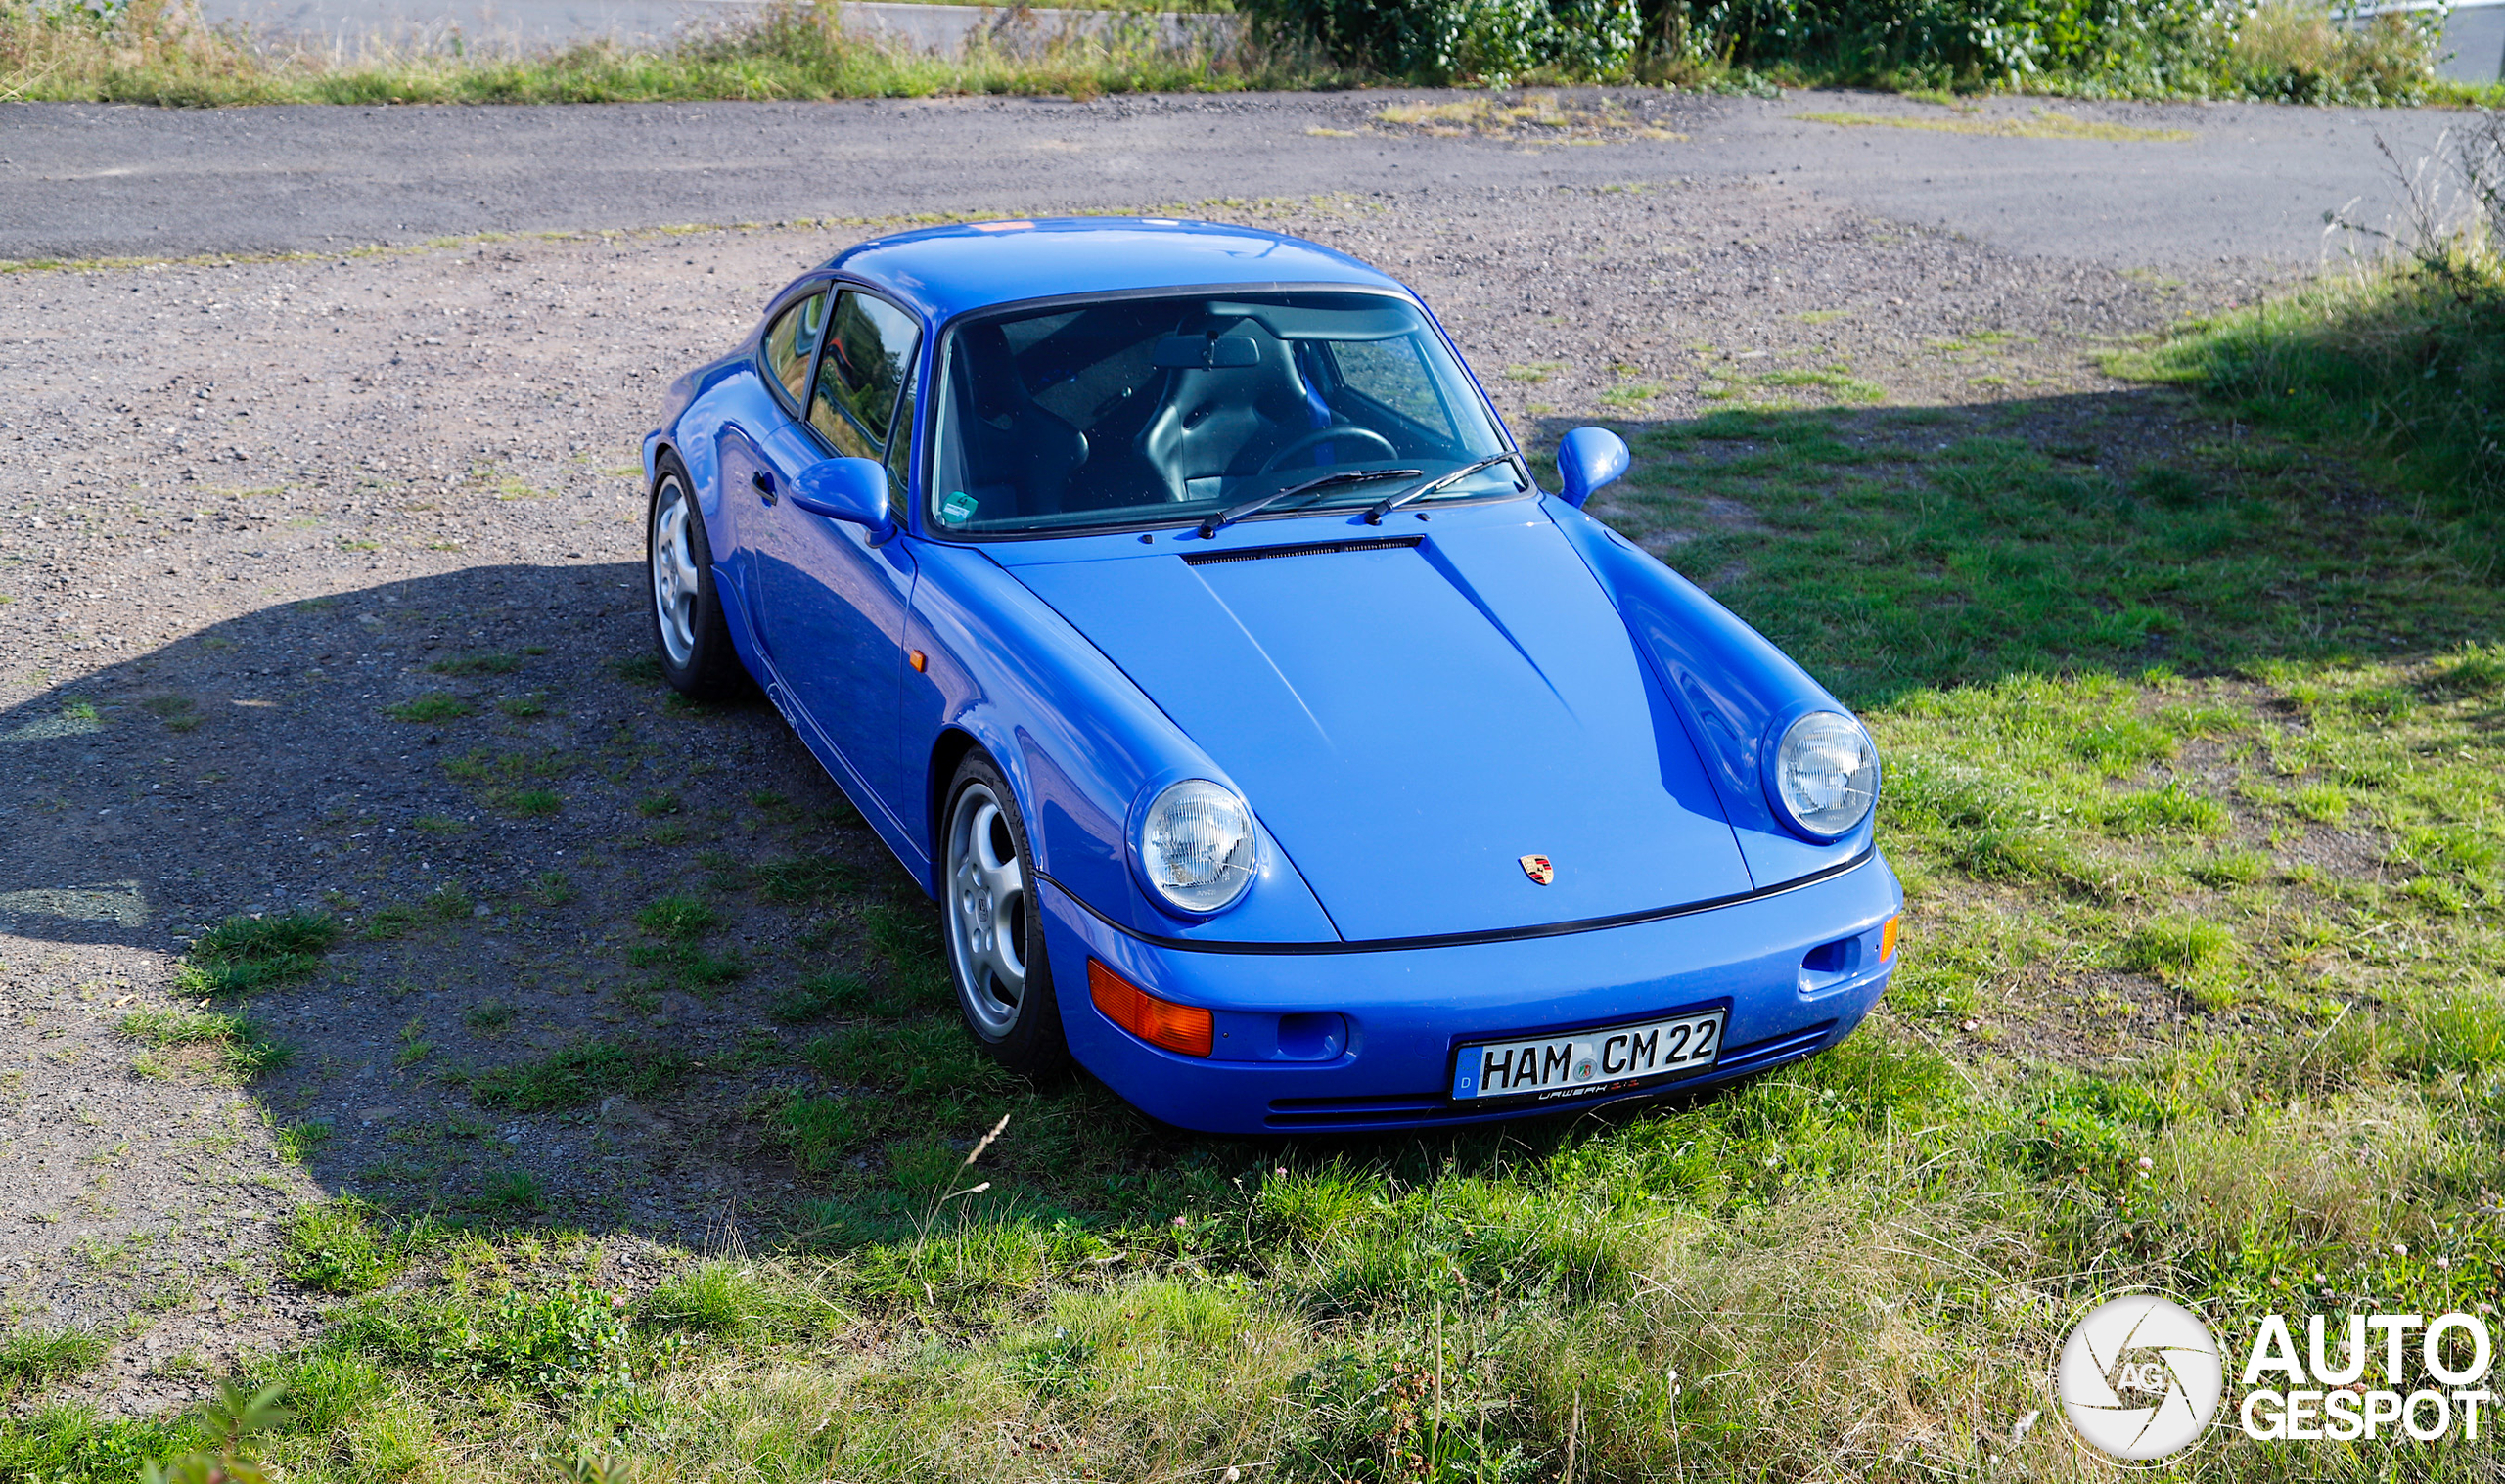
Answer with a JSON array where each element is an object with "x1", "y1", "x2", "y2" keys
[
  {"x1": 1767, "y1": 710, "x2": 1878, "y2": 840},
  {"x1": 1136, "y1": 778, "x2": 1256, "y2": 915}
]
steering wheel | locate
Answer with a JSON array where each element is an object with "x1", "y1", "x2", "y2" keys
[{"x1": 1258, "y1": 424, "x2": 1399, "y2": 473}]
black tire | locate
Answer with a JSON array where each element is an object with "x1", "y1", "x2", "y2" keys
[
  {"x1": 939, "y1": 752, "x2": 1070, "y2": 1078},
  {"x1": 646, "y1": 450, "x2": 746, "y2": 700}
]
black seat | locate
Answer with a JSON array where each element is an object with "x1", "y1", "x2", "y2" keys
[
  {"x1": 1135, "y1": 329, "x2": 1314, "y2": 503},
  {"x1": 952, "y1": 322, "x2": 1088, "y2": 518}
]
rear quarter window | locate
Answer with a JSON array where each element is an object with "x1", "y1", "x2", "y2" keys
[{"x1": 761, "y1": 291, "x2": 829, "y2": 406}]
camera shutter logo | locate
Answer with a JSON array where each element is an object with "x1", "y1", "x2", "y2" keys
[{"x1": 2057, "y1": 1296, "x2": 2223, "y2": 1462}]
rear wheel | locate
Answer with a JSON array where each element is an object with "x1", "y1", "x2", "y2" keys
[
  {"x1": 646, "y1": 452, "x2": 744, "y2": 699},
  {"x1": 941, "y1": 753, "x2": 1069, "y2": 1077}
]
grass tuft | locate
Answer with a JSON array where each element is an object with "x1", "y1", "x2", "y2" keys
[
  {"x1": 2118, "y1": 914, "x2": 2236, "y2": 975},
  {"x1": 385, "y1": 693, "x2": 473, "y2": 723},
  {"x1": 175, "y1": 910, "x2": 337, "y2": 996},
  {"x1": 471, "y1": 1038, "x2": 692, "y2": 1112},
  {"x1": 284, "y1": 1200, "x2": 408, "y2": 1295},
  {"x1": 635, "y1": 894, "x2": 718, "y2": 942}
]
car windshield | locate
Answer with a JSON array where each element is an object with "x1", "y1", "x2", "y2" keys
[{"x1": 927, "y1": 291, "x2": 1519, "y2": 536}]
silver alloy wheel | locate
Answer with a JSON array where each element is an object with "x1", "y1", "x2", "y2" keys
[
  {"x1": 945, "y1": 781, "x2": 1028, "y2": 1039},
  {"x1": 650, "y1": 474, "x2": 702, "y2": 667}
]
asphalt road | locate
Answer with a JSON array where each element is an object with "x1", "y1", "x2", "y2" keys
[{"x1": 0, "y1": 88, "x2": 2463, "y2": 267}]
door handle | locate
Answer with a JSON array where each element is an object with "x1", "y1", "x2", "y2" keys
[{"x1": 752, "y1": 470, "x2": 777, "y2": 505}]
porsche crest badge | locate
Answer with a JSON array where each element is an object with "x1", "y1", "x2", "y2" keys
[{"x1": 1519, "y1": 854, "x2": 1555, "y2": 885}]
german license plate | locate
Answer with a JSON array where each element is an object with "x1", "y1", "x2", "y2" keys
[{"x1": 1450, "y1": 1008, "x2": 1726, "y2": 1104}]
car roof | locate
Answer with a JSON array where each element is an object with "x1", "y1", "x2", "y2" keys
[{"x1": 819, "y1": 217, "x2": 1409, "y2": 323}]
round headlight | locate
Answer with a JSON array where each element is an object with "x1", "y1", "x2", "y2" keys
[
  {"x1": 1137, "y1": 779, "x2": 1257, "y2": 915},
  {"x1": 1769, "y1": 712, "x2": 1878, "y2": 838}
]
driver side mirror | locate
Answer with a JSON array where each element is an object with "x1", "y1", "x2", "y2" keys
[
  {"x1": 790, "y1": 457, "x2": 891, "y2": 537},
  {"x1": 1556, "y1": 427, "x2": 1631, "y2": 509}
]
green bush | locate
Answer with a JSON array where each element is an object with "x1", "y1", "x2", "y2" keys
[
  {"x1": 1273, "y1": 0, "x2": 2442, "y2": 94},
  {"x1": 1288, "y1": 0, "x2": 1639, "y2": 81}
]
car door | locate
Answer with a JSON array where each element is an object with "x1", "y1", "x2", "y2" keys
[
  {"x1": 751, "y1": 285, "x2": 924, "y2": 822},
  {"x1": 718, "y1": 278, "x2": 829, "y2": 632}
]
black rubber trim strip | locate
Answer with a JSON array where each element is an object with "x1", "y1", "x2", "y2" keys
[
  {"x1": 1184, "y1": 535, "x2": 1423, "y2": 566},
  {"x1": 1041, "y1": 848, "x2": 1874, "y2": 957}
]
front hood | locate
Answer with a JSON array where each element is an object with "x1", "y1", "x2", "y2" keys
[{"x1": 1008, "y1": 512, "x2": 1754, "y2": 941}]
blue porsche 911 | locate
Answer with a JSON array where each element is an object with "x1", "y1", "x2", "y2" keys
[{"x1": 643, "y1": 217, "x2": 1900, "y2": 1135}]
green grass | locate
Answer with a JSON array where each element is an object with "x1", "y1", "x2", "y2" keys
[
  {"x1": 769, "y1": 970, "x2": 873, "y2": 1023},
  {"x1": 172, "y1": 910, "x2": 338, "y2": 996},
  {"x1": 505, "y1": 787, "x2": 563, "y2": 817},
  {"x1": 469, "y1": 1038, "x2": 692, "y2": 1112},
  {"x1": 140, "y1": 694, "x2": 200, "y2": 732},
  {"x1": 0, "y1": 1328, "x2": 106, "y2": 1395},
  {"x1": 385, "y1": 693, "x2": 472, "y2": 723},
  {"x1": 283, "y1": 1200, "x2": 416, "y2": 1296},
  {"x1": 635, "y1": 894, "x2": 717, "y2": 941},
  {"x1": 752, "y1": 853, "x2": 865, "y2": 905},
  {"x1": 2121, "y1": 244, "x2": 2505, "y2": 569},
  {"x1": 1603, "y1": 410, "x2": 2505, "y2": 701},
  {"x1": 116, "y1": 1006, "x2": 293, "y2": 1083}
]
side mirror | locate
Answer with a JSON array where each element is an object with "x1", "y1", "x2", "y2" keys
[
  {"x1": 789, "y1": 457, "x2": 891, "y2": 535},
  {"x1": 1556, "y1": 427, "x2": 1631, "y2": 509}
]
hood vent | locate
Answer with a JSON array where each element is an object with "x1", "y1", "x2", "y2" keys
[{"x1": 1184, "y1": 534, "x2": 1422, "y2": 567}]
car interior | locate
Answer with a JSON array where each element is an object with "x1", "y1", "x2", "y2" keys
[{"x1": 930, "y1": 292, "x2": 1498, "y2": 532}]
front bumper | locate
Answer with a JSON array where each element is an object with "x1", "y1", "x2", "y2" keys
[{"x1": 1043, "y1": 852, "x2": 1902, "y2": 1135}]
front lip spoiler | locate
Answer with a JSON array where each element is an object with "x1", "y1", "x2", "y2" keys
[{"x1": 1042, "y1": 847, "x2": 1876, "y2": 957}]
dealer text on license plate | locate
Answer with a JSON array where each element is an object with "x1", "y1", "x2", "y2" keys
[{"x1": 1450, "y1": 1009, "x2": 1726, "y2": 1102}]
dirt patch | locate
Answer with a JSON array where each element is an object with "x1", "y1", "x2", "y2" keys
[{"x1": 0, "y1": 180, "x2": 2260, "y2": 1415}]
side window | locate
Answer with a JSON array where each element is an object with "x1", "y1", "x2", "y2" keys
[
  {"x1": 761, "y1": 291, "x2": 829, "y2": 408},
  {"x1": 809, "y1": 290, "x2": 922, "y2": 461},
  {"x1": 1331, "y1": 337, "x2": 1454, "y2": 439}
]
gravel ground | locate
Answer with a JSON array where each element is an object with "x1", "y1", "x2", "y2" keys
[
  {"x1": 0, "y1": 177, "x2": 2263, "y2": 1417},
  {"x1": 0, "y1": 87, "x2": 2445, "y2": 268}
]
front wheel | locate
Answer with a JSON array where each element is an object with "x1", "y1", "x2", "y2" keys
[
  {"x1": 646, "y1": 452, "x2": 745, "y2": 699},
  {"x1": 941, "y1": 753, "x2": 1069, "y2": 1077}
]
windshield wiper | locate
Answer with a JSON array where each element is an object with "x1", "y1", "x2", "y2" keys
[
  {"x1": 1363, "y1": 453, "x2": 1527, "y2": 525},
  {"x1": 1199, "y1": 467, "x2": 1423, "y2": 539}
]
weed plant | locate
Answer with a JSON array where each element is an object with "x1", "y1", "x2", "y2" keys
[{"x1": 0, "y1": 0, "x2": 1341, "y2": 106}]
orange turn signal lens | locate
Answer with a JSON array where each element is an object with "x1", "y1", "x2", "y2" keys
[
  {"x1": 1088, "y1": 960, "x2": 1213, "y2": 1057},
  {"x1": 1879, "y1": 915, "x2": 1900, "y2": 961}
]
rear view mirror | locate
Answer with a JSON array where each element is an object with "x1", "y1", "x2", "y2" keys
[
  {"x1": 790, "y1": 457, "x2": 891, "y2": 537},
  {"x1": 1556, "y1": 427, "x2": 1631, "y2": 509},
  {"x1": 1151, "y1": 335, "x2": 1261, "y2": 369}
]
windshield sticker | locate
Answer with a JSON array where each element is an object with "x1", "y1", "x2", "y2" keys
[{"x1": 938, "y1": 491, "x2": 979, "y2": 527}]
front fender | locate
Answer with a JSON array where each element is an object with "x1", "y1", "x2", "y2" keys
[
  {"x1": 1547, "y1": 498, "x2": 1875, "y2": 887},
  {"x1": 902, "y1": 539, "x2": 1342, "y2": 945}
]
